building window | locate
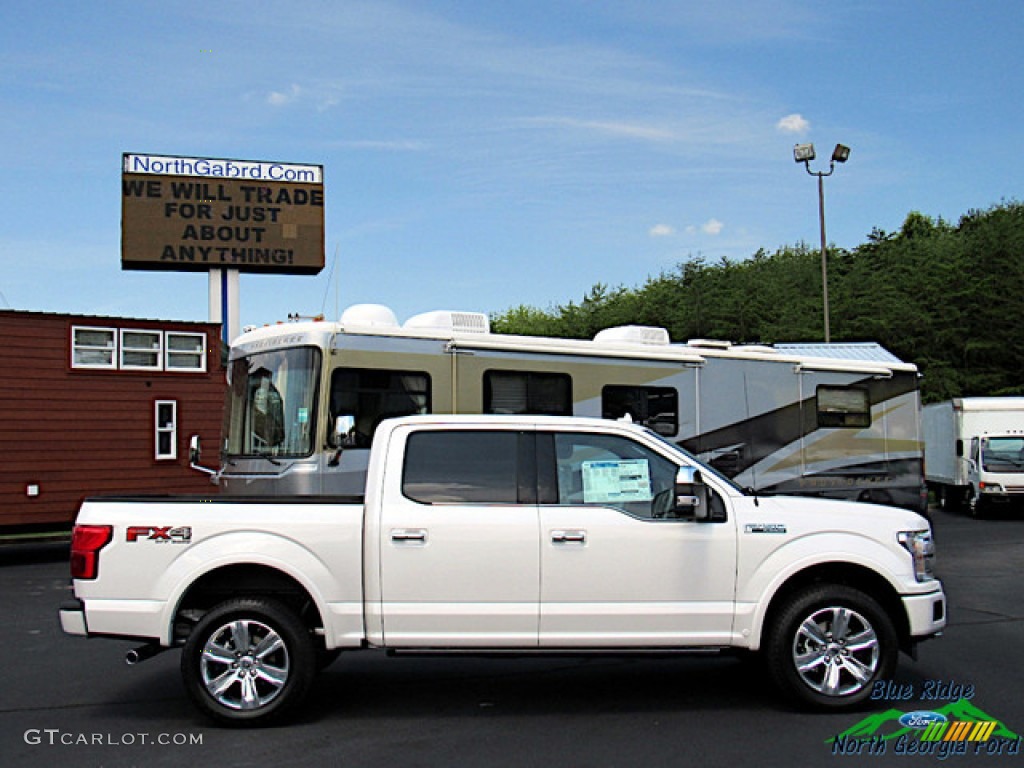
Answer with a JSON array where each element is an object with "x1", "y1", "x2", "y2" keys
[
  {"x1": 71, "y1": 326, "x2": 207, "y2": 373},
  {"x1": 121, "y1": 330, "x2": 163, "y2": 370},
  {"x1": 602, "y1": 385, "x2": 679, "y2": 436},
  {"x1": 484, "y1": 371, "x2": 572, "y2": 416},
  {"x1": 71, "y1": 326, "x2": 117, "y2": 369},
  {"x1": 166, "y1": 332, "x2": 207, "y2": 372},
  {"x1": 817, "y1": 385, "x2": 871, "y2": 428},
  {"x1": 155, "y1": 400, "x2": 177, "y2": 460}
]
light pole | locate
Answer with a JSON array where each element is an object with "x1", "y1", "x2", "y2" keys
[{"x1": 793, "y1": 142, "x2": 850, "y2": 343}]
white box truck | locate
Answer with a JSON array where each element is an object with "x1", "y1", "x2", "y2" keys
[{"x1": 923, "y1": 397, "x2": 1024, "y2": 516}]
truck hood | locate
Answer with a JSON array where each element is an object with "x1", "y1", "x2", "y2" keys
[{"x1": 743, "y1": 494, "x2": 931, "y2": 536}]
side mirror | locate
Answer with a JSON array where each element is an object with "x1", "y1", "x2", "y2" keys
[
  {"x1": 674, "y1": 466, "x2": 708, "y2": 521},
  {"x1": 328, "y1": 416, "x2": 358, "y2": 468},
  {"x1": 188, "y1": 435, "x2": 218, "y2": 478},
  {"x1": 335, "y1": 415, "x2": 357, "y2": 448}
]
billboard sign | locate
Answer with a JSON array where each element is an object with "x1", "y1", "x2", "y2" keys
[{"x1": 121, "y1": 153, "x2": 325, "y2": 275}]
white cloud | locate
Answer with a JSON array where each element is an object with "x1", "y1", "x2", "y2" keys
[
  {"x1": 332, "y1": 139, "x2": 428, "y2": 152},
  {"x1": 267, "y1": 84, "x2": 302, "y2": 106},
  {"x1": 701, "y1": 218, "x2": 724, "y2": 235},
  {"x1": 525, "y1": 116, "x2": 678, "y2": 143},
  {"x1": 265, "y1": 82, "x2": 343, "y2": 112},
  {"x1": 317, "y1": 95, "x2": 340, "y2": 112},
  {"x1": 777, "y1": 113, "x2": 810, "y2": 134},
  {"x1": 649, "y1": 224, "x2": 675, "y2": 237}
]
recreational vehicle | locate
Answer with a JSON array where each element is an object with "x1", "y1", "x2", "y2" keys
[{"x1": 192, "y1": 304, "x2": 925, "y2": 512}]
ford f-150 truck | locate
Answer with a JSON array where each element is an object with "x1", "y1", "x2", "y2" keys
[{"x1": 60, "y1": 415, "x2": 946, "y2": 725}]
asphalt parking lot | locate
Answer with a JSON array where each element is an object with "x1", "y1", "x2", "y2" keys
[{"x1": 0, "y1": 504, "x2": 1021, "y2": 768}]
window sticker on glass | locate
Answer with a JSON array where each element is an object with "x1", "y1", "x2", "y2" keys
[{"x1": 582, "y1": 459, "x2": 653, "y2": 503}]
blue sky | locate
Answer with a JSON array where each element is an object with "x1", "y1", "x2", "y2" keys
[{"x1": 2, "y1": 1, "x2": 1022, "y2": 330}]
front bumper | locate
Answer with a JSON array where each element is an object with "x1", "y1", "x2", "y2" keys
[
  {"x1": 902, "y1": 584, "x2": 947, "y2": 639},
  {"x1": 59, "y1": 598, "x2": 88, "y2": 636}
]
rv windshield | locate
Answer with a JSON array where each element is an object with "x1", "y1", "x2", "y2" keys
[
  {"x1": 223, "y1": 347, "x2": 321, "y2": 459},
  {"x1": 981, "y1": 437, "x2": 1024, "y2": 471}
]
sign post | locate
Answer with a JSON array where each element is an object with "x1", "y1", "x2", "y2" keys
[{"x1": 208, "y1": 268, "x2": 240, "y2": 345}]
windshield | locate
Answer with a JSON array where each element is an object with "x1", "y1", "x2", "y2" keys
[
  {"x1": 642, "y1": 427, "x2": 747, "y2": 494},
  {"x1": 981, "y1": 437, "x2": 1024, "y2": 471},
  {"x1": 224, "y1": 347, "x2": 321, "y2": 458}
]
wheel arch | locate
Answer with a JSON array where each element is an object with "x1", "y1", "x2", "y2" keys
[
  {"x1": 757, "y1": 562, "x2": 911, "y2": 655},
  {"x1": 171, "y1": 563, "x2": 326, "y2": 646}
]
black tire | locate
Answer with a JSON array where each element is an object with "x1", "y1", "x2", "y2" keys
[
  {"x1": 765, "y1": 584, "x2": 897, "y2": 710},
  {"x1": 181, "y1": 597, "x2": 316, "y2": 726},
  {"x1": 937, "y1": 485, "x2": 958, "y2": 512},
  {"x1": 966, "y1": 488, "x2": 987, "y2": 518}
]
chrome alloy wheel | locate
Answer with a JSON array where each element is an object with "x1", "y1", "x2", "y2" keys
[
  {"x1": 791, "y1": 605, "x2": 880, "y2": 697},
  {"x1": 199, "y1": 619, "x2": 291, "y2": 711}
]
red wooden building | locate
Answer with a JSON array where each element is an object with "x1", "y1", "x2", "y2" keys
[{"x1": 0, "y1": 311, "x2": 225, "y2": 531}]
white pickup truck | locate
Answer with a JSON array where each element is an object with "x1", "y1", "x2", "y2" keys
[{"x1": 60, "y1": 415, "x2": 946, "y2": 725}]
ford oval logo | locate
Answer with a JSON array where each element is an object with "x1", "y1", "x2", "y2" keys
[{"x1": 899, "y1": 711, "x2": 948, "y2": 729}]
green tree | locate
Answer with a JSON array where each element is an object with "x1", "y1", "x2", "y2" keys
[{"x1": 490, "y1": 202, "x2": 1024, "y2": 403}]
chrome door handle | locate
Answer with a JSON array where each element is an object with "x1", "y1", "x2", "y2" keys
[
  {"x1": 551, "y1": 530, "x2": 586, "y2": 544},
  {"x1": 391, "y1": 529, "x2": 427, "y2": 543}
]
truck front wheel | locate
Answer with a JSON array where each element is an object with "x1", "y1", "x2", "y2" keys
[
  {"x1": 966, "y1": 488, "x2": 987, "y2": 518},
  {"x1": 765, "y1": 584, "x2": 897, "y2": 710},
  {"x1": 181, "y1": 598, "x2": 316, "y2": 726}
]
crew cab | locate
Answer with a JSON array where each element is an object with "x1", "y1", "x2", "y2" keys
[{"x1": 60, "y1": 415, "x2": 946, "y2": 725}]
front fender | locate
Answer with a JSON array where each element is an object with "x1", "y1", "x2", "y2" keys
[{"x1": 735, "y1": 532, "x2": 912, "y2": 650}]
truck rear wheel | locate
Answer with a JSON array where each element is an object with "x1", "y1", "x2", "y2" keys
[
  {"x1": 765, "y1": 584, "x2": 897, "y2": 710},
  {"x1": 937, "y1": 485, "x2": 960, "y2": 512},
  {"x1": 181, "y1": 597, "x2": 316, "y2": 726}
]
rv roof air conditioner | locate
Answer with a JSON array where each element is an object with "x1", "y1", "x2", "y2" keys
[
  {"x1": 687, "y1": 339, "x2": 732, "y2": 350},
  {"x1": 340, "y1": 304, "x2": 400, "y2": 328},
  {"x1": 593, "y1": 326, "x2": 670, "y2": 346},
  {"x1": 404, "y1": 310, "x2": 490, "y2": 335}
]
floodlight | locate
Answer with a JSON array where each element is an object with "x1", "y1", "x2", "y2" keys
[
  {"x1": 831, "y1": 144, "x2": 851, "y2": 163},
  {"x1": 793, "y1": 143, "x2": 816, "y2": 163},
  {"x1": 791, "y1": 139, "x2": 851, "y2": 344}
]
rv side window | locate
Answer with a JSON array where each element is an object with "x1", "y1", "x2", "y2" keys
[
  {"x1": 484, "y1": 371, "x2": 572, "y2": 416},
  {"x1": 816, "y1": 385, "x2": 871, "y2": 428},
  {"x1": 329, "y1": 368, "x2": 431, "y2": 449},
  {"x1": 602, "y1": 385, "x2": 678, "y2": 436},
  {"x1": 402, "y1": 430, "x2": 520, "y2": 504}
]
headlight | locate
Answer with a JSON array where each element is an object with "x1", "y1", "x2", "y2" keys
[{"x1": 898, "y1": 530, "x2": 936, "y2": 582}]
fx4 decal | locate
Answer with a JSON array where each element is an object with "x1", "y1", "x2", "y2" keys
[{"x1": 126, "y1": 526, "x2": 192, "y2": 544}]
